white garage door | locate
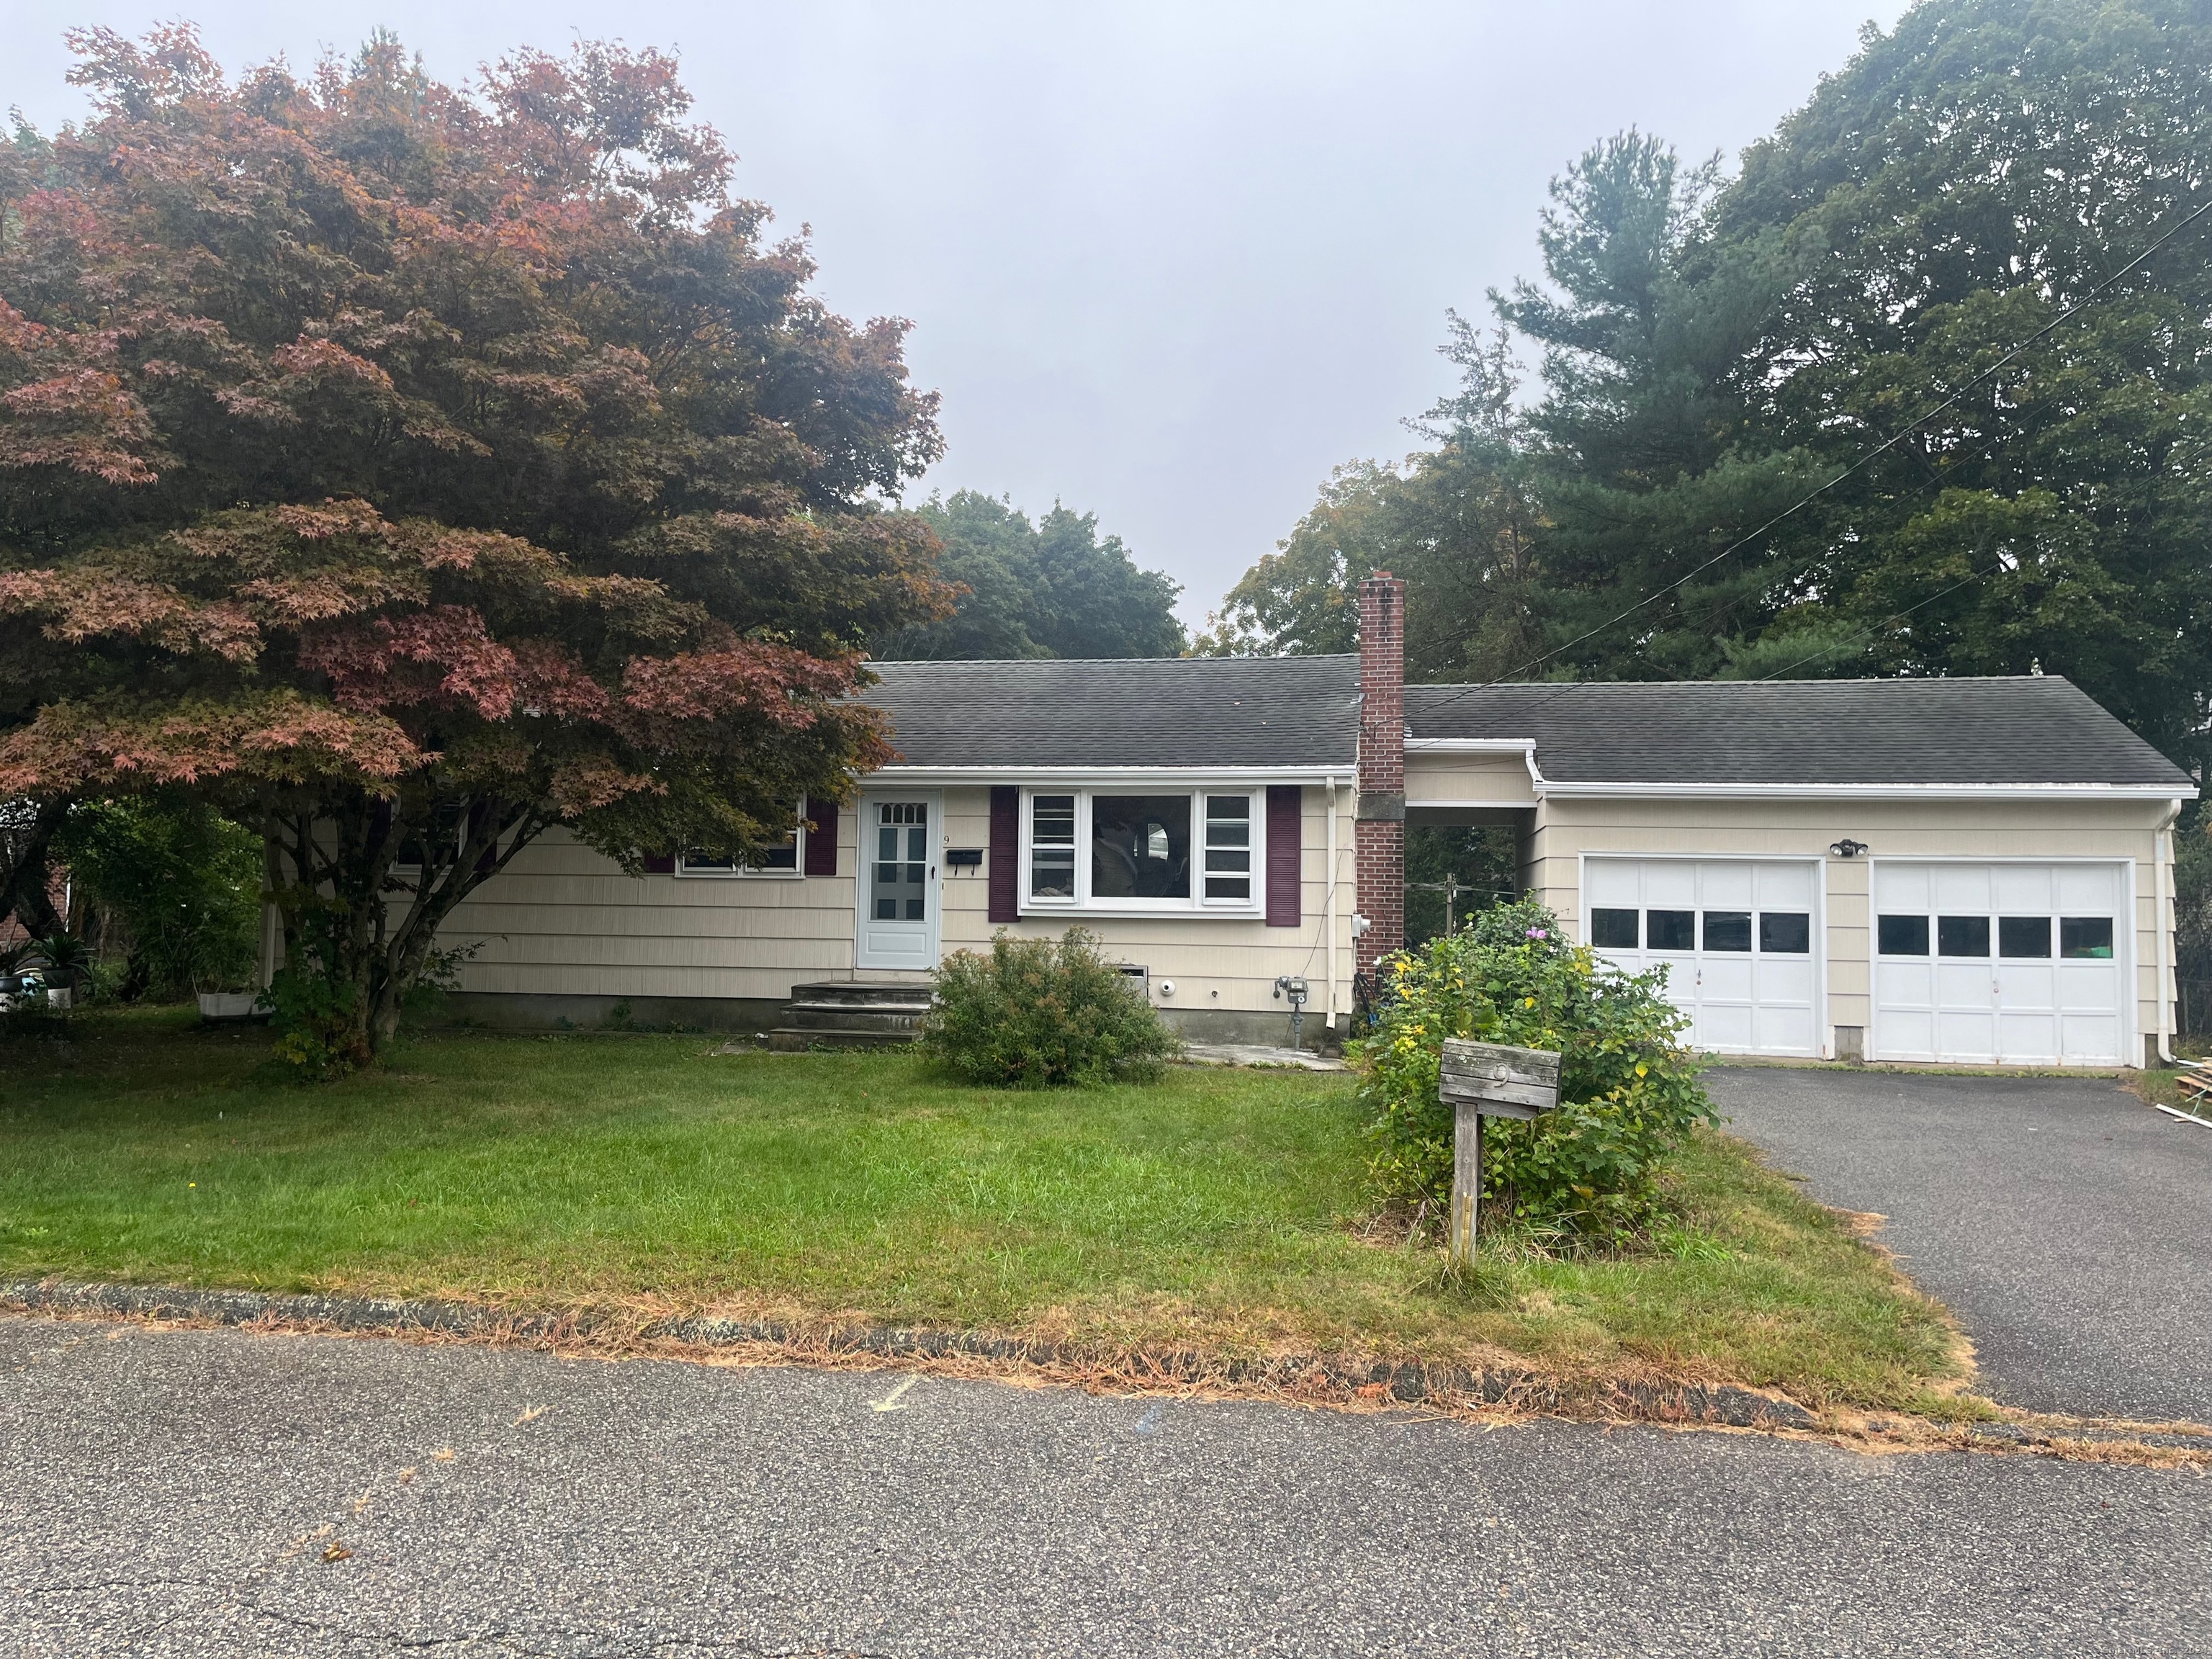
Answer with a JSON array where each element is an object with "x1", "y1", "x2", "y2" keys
[
  {"x1": 1871, "y1": 862, "x2": 2128, "y2": 1067},
  {"x1": 1586, "y1": 859, "x2": 1821, "y2": 1058}
]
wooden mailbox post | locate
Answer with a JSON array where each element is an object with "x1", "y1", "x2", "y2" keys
[{"x1": 1439, "y1": 1038, "x2": 1563, "y2": 1269}]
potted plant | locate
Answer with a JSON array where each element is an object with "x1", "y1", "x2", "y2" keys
[
  {"x1": 193, "y1": 927, "x2": 268, "y2": 1021},
  {"x1": 29, "y1": 934, "x2": 89, "y2": 1011}
]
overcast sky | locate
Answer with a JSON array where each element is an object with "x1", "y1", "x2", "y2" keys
[{"x1": 4, "y1": 1, "x2": 1907, "y2": 625}]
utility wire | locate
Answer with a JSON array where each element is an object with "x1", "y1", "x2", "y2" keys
[{"x1": 1408, "y1": 190, "x2": 2212, "y2": 725}]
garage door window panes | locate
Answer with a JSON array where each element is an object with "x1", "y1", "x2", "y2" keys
[
  {"x1": 1879, "y1": 914, "x2": 1930, "y2": 956},
  {"x1": 1938, "y1": 915, "x2": 1990, "y2": 957},
  {"x1": 1871, "y1": 862, "x2": 2126, "y2": 1066},
  {"x1": 1584, "y1": 860, "x2": 1820, "y2": 1058},
  {"x1": 1760, "y1": 912, "x2": 1811, "y2": 954},
  {"x1": 2062, "y1": 918, "x2": 2114, "y2": 958},
  {"x1": 1591, "y1": 908, "x2": 1639, "y2": 948}
]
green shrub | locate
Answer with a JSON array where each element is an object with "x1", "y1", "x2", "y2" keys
[
  {"x1": 1355, "y1": 897, "x2": 1714, "y2": 1243},
  {"x1": 55, "y1": 797, "x2": 260, "y2": 999},
  {"x1": 922, "y1": 927, "x2": 1182, "y2": 1087}
]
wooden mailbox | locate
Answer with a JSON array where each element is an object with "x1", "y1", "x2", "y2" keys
[{"x1": 1438, "y1": 1038, "x2": 1562, "y2": 1269}]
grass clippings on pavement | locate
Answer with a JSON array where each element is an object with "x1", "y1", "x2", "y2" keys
[{"x1": 1, "y1": 1007, "x2": 1969, "y2": 1414}]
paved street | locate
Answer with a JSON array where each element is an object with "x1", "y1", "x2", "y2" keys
[
  {"x1": 6, "y1": 1315, "x2": 2211, "y2": 1658},
  {"x1": 1709, "y1": 1067, "x2": 2212, "y2": 1424}
]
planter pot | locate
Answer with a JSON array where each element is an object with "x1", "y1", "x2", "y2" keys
[
  {"x1": 197, "y1": 991, "x2": 265, "y2": 1021},
  {"x1": 44, "y1": 986, "x2": 71, "y2": 1011}
]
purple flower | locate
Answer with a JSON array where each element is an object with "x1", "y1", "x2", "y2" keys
[{"x1": 1527, "y1": 927, "x2": 1549, "y2": 940}]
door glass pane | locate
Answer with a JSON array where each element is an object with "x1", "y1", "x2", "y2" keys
[
  {"x1": 1591, "y1": 908, "x2": 1639, "y2": 948},
  {"x1": 1092, "y1": 795, "x2": 1191, "y2": 899},
  {"x1": 871, "y1": 801, "x2": 928, "y2": 922},
  {"x1": 1937, "y1": 914, "x2": 1991, "y2": 957},
  {"x1": 1647, "y1": 909, "x2": 1696, "y2": 951},
  {"x1": 1202, "y1": 795, "x2": 1251, "y2": 902},
  {"x1": 1759, "y1": 912, "x2": 1811, "y2": 954},
  {"x1": 1998, "y1": 917, "x2": 2051, "y2": 958},
  {"x1": 1702, "y1": 911, "x2": 1752, "y2": 952},
  {"x1": 1030, "y1": 795, "x2": 1076, "y2": 898},
  {"x1": 2060, "y1": 917, "x2": 2115, "y2": 959},
  {"x1": 1878, "y1": 914, "x2": 1930, "y2": 956}
]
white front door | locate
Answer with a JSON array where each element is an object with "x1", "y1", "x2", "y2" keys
[
  {"x1": 1585, "y1": 858, "x2": 1822, "y2": 1058},
  {"x1": 1871, "y1": 861, "x2": 2128, "y2": 1066},
  {"x1": 855, "y1": 794, "x2": 940, "y2": 972}
]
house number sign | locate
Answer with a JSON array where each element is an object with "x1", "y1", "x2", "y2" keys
[{"x1": 1437, "y1": 1038, "x2": 1563, "y2": 1270}]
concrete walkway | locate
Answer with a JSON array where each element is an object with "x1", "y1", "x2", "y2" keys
[{"x1": 1709, "y1": 1066, "x2": 2212, "y2": 1424}]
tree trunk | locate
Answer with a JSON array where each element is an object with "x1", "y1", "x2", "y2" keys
[
  {"x1": 265, "y1": 796, "x2": 543, "y2": 1069},
  {"x1": 1, "y1": 799, "x2": 68, "y2": 940}
]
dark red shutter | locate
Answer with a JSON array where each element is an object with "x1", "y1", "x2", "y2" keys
[
  {"x1": 989, "y1": 786, "x2": 1019, "y2": 924},
  {"x1": 804, "y1": 798, "x2": 839, "y2": 877},
  {"x1": 1265, "y1": 786, "x2": 1302, "y2": 927},
  {"x1": 467, "y1": 801, "x2": 498, "y2": 875},
  {"x1": 642, "y1": 853, "x2": 675, "y2": 874}
]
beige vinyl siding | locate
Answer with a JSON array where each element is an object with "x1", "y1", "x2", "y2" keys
[
  {"x1": 433, "y1": 782, "x2": 1359, "y2": 1024},
  {"x1": 1404, "y1": 752, "x2": 1537, "y2": 806},
  {"x1": 435, "y1": 827, "x2": 858, "y2": 1002},
  {"x1": 1523, "y1": 794, "x2": 2174, "y2": 1064},
  {"x1": 932, "y1": 785, "x2": 1357, "y2": 1025}
]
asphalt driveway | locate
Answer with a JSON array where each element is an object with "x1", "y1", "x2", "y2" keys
[
  {"x1": 6, "y1": 1315, "x2": 2211, "y2": 1658},
  {"x1": 1709, "y1": 1067, "x2": 2212, "y2": 1424}
]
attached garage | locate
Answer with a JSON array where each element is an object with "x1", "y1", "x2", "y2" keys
[
  {"x1": 1585, "y1": 857, "x2": 1822, "y2": 1058},
  {"x1": 1405, "y1": 673, "x2": 2196, "y2": 1071},
  {"x1": 1870, "y1": 860, "x2": 2129, "y2": 1067}
]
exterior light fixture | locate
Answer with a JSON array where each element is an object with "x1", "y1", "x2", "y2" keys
[{"x1": 1830, "y1": 838, "x2": 1869, "y2": 859}]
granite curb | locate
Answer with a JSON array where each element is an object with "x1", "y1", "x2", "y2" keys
[{"x1": 2, "y1": 1277, "x2": 1817, "y2": 1430}]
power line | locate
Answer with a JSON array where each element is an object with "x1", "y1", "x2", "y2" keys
[{"x1": 1408, "y1": 189, "x2": 2212, "y2": 726}]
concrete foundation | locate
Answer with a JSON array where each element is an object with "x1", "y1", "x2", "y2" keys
[{"x1": 435, "y1": 990, "x2": 1340, "y2": 1052}]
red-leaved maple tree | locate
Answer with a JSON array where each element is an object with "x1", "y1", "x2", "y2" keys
[{"x1": 0, "y1": 26, "x2": 951, "y2": 1062}]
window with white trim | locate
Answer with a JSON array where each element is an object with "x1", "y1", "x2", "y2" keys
[
  {"x1": 676, "y1": 822, "x2": 801, "y2": 876},
  {"x1": 1022, "y1": 788, "x2": 1264, "y2": 914}
]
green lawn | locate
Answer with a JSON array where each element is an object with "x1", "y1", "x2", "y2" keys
[{"x1": 0, "y1": 1008, "x2": 1968, "y2": 1410}]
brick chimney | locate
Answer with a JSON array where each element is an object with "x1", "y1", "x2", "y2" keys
[{"x1": 1355, "y1": 571, "x2": 1406, "y2": 980}]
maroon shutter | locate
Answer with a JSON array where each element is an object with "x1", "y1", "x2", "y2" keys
[
  {"x1": 804, "y1": 798, "x2": 839, "y2": 877},
  {"x1": 642, "y1": 853, "x2": 675, "y2": 874},
  {"x1": 989, "y1": 786, "x2": 1019, "y2": 924},
  {"x1": 1265, "y1": 785, "x2": 1302, "y2": 927}
]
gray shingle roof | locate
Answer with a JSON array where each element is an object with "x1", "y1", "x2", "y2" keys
[
  {"x1": 863, "y1": 655, "x2": 1359, "y2": 769},
  {"x1": 1405, "y1": 676, "x2": 2193, "y2": 788}
]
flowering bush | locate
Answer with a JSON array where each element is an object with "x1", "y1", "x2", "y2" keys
[
  {"x1": 1356, "y1": 898, "x2": 1714, "y2": 1242},
  {"x1": 922, "y1": 928, "x2": 1181, "y2": 1088}
]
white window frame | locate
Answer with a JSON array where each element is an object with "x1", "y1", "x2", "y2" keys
[
  {"x1": 675, "y1": 821, "x2": 805, "y2": 879},
  {"x1": 1019, "y1": 786, "x2": 1266, "y2": 917}
]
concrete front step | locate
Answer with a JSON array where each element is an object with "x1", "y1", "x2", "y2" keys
[
  {"x1": 790, "y1": 981, "x2": 935, "y2": 1007},
  {"x1": 764, "y1": 1025, "x2": 919, "y2": 1053},
  {"x1": 786, "y1": 1002, "x2": 930, "y2": 1034}
]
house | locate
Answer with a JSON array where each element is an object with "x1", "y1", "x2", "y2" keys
[{"x1": 436, "y1": 575, "x2": 2196, "y2": 1069}]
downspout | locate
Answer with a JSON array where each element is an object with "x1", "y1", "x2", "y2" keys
[
  {"x1": 1325, "y1": 772, "x2": 1339, "y2": 1033},
  {"x1": 2155, "y1": 802, "x2": 2180, "y2": 1065}
]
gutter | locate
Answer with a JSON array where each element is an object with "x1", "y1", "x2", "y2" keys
[{"x1": 2156, "y1": 801, "x2": 2181, "y2": 1066}]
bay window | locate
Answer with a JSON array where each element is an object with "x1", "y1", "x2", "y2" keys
[{"x1": 1024, "y1": 788, "x2": 1265, "y2": 914}]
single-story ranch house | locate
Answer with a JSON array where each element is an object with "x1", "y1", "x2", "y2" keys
[{"x1": 425, "y1": 575, "x2": 2196, "y2": 1069}]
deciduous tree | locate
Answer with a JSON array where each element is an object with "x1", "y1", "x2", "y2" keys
[{"x1": 0, "y1": 26, "x2": 951, "y2": 1063}]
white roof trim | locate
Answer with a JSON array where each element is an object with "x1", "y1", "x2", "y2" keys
[
  {"x1": 1534, "y1": 781, "x2": 2195, "y2": 801},
  {"x1": 1403, "y1": 737, "x2": 1537, "y2": 753},
  {"x1": 873, "y1": 764, "x2": 1344, "y2": 786}
]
